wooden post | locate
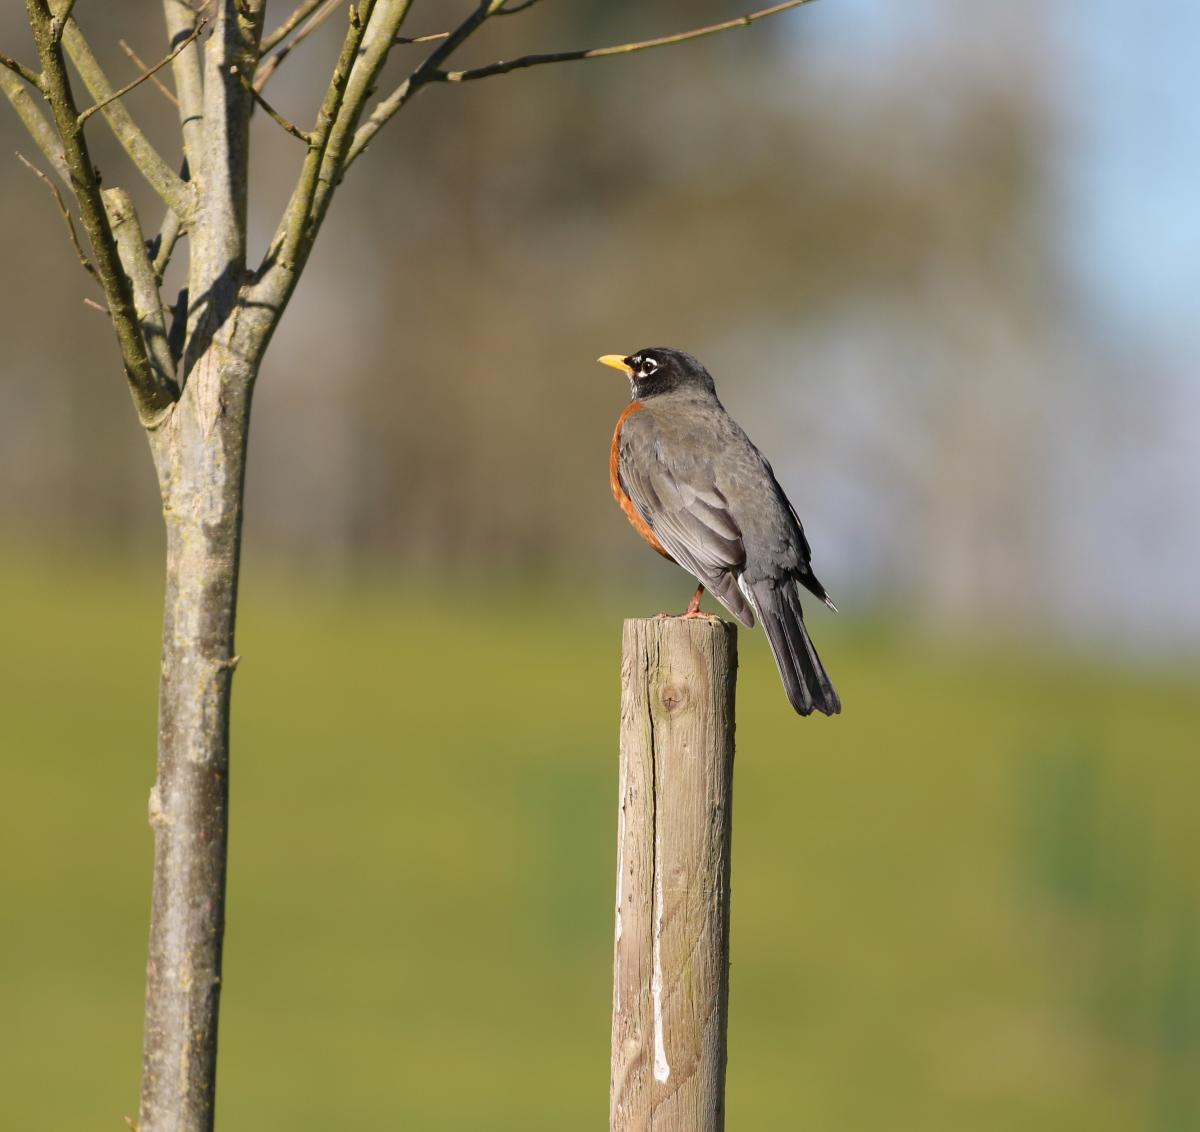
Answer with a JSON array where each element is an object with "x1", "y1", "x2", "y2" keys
[{"x1": 611, "y1": 617, "x2": 738, "y2": 1132}]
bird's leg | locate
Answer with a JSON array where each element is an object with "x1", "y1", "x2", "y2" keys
[
  {"x1": 654, "y1": 584, "x2": 718, "y2": 619},
  {"x1": 679, "y1": 584, "x2": 720, "y2": 620}
]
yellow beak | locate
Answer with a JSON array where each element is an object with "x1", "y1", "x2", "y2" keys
[{"x1": 597, "y1": 354, "x2": 633, "y2": 376}]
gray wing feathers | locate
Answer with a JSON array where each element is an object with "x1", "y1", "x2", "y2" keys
[{"x1": 618, "y1": 417, "x2": 755, "y2": 626}]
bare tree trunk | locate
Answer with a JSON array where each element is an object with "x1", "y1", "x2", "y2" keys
[
  {"x1": 139, "y1": 358, "x2": 255, "y2": 1132},
  {"x1": 611, "y1": 617, "x2": 737, "y2": 1132}
]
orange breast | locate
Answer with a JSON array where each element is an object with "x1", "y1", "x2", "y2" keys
[{"x1": 610, "y1": 402, "x2": 673, "y2": 561}]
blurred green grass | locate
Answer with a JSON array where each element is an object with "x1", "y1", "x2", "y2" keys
[{"x1": 2, "y1": 550, "x2": 1198, "y2": 1130}]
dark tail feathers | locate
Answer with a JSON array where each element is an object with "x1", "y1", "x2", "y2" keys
[{"x1": 752, "y1": 578, "x2": 841, "y2": 717}]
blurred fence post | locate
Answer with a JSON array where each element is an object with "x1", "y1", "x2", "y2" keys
[{"x1": 610, "y1": 617, "x2": 738, "y2": 1132}]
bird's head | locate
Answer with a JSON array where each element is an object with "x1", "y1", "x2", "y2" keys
[{"x1": 597, "y1": 347, "x2": 716, "y2": 401}]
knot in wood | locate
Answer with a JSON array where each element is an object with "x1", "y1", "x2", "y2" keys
[{"x1": 659, "y1": 682, "x2": 689, "y2": 714}]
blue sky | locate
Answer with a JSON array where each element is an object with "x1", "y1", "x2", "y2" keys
[
  {"x1": 1056, "y1": 0, "x2": 1200, "y2": 357},
  {"x1": 781, "y1": 0, "x2": 1200, "y2": 642},
  {"x1": 794, "y1": 0, "x2": 1200, "y2": 358}
]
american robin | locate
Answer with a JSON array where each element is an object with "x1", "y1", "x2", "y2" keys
[{"x1": 599, "y1": 347, "x2": 841, "y2": 717}]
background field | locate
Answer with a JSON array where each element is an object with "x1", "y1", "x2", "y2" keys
[{"x1": 2, "y1": 551, "x2": 1197, "y2": 1130}]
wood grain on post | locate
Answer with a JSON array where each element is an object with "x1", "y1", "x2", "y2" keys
[{"x1": 611, "y1": 617, "x2": 738, "y2": 1132}]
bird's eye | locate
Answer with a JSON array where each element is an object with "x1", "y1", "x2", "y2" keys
[{"x1": 641, "y1": 357, "x2": 659, "y2": 376}]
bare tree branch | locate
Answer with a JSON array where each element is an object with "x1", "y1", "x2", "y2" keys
[
  {"x1": 230, "y1": 63, "x2": 310, "y2": 141},
  {"x1": 253, "y1": 0, "x2": 433, "y2": 308},
  {"x1": 60, "y1": 18, "x2": 195, "y2": 220},
  {"x1": 346, "y1": 0, "x2": 508, "y2": 168},
  {"x1": 78, "y1": 18, "x2": 206, "y2": 125},
  {"x1": 119, "y1": 39, "x2": 182, "y2": 108},
  {"x1": 105, "y1": 187, "x2": 178, "y2": 393},
  {"x1": 259, "y1": 0, "x2": 327, "y2": 55},
  {"x1": 24, "y1": 0, "x2": 179, "y2": 426},
  {"x1": 1, "y1": 68, "x2": 70, "y2": 181},
  {"x1": 350, "y1": 0, "x2": 815, "y2": 166},
  {"x1": 1, "y1": 51, "x2": 42, "y2": 89},
  {"x1": 16, "y1": 149, "x2": 98, "y2": 281},
  {"x1": 261, "y1": 0, "x2": 381, "y2": 274},
  {"x1": 436, "y1": 0, "x2": 819, "y2": 83},
  {"x1": 163, "y1": 0, "x2": 206, "y2": 174},
  {"x1": 254, "y1": 0, "x2": 341, "y2": 91}
]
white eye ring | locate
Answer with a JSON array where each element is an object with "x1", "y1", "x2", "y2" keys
[{"x1": 640, "y1": 357, "x2": 659, "y2": 375}]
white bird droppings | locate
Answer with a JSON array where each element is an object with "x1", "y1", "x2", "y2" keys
[
  {"x1": 651, "y1": 822, "x2": 670, "y2": 1083},
  {"x1": 614, "y1": 748, "x2": 628, "y2": 1014}
]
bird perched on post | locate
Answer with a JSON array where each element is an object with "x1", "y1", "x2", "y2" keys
[{"x1": 599, "y1": 347, "x2": 840, "y2": 717}]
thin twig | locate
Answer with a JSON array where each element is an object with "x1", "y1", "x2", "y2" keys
[
  {"x1": 350, "y1": 0, "x2": 815, "y2": 169},
  {"x1": 255, "y1": 0, "x2": 342, "y2": 90},
  {"x1": 392, "y1": 0, "x2": 542, "y2": 48},
  {"x1": 16, "y1": 150, "x2": 98, "y2": 281},
  {"x1": 347, "y1": 0, "x2": 504, "y2": 168},
  {"x1": 83, "y1": 296, "x2": 109, "y2": 314},
  {"x1": 259, "y1": 0, "x2": 325, "y2": 54},
  {"x1": 0, "y1": 52, "x2": 42, "y2": 89},
  {"x1": 436, "y1": 0, "x2": 818, "y2": 83},
  {"x1": 394, "y1": 31, "x2": 449, "y2": 44},
  {"x1": 230, "y1": 64, "x2": 310, "y2": 141},
  {"x1": 26, "y1": 0, "x2": 179, "y2": 425},
  {"x1": 78, "y1": 18, "x2": 206, "y2": 125},
  {"x1": 119, "y1": 40, "x2": 180, "y2": 107}
]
